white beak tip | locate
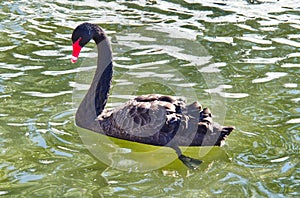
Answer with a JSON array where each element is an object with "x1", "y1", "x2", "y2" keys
[{"x1": 71, "y1": 56, "x2": 78, "y2": 63}]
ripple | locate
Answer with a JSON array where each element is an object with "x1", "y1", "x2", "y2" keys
[
  {"x1": 240, "y1": 57, "x2": 284, "y2": 64},
  {"x1": 236, "y1": 24, "x2": 257, "y2": 31},
  {"x1": 0, "y1": 45, "x2": 16, "y2": 51},
  {"x1": 0, "y1": 191, "x2": 8, "y2": 196},
  {"x1": 283, "y1": 83, "x2": 297, "y2": 88},
  {"x1": 286, "y1": 118, "x2": 300, "y2": 124},
  {"x1": 22, "y1": 91, "x2": 72, "y2": 97},
  {"x1": 205, "y1": 85, "x2": 249, "y2": 98},
  {"x1": 272, "y1": 38, "x2": 300, "y2": 48},
  {"x1": 237, "y1": 34, "x2": 272, "y2": 45},
  {"x1": 252, "y1": 72, "x2": 287, "y2": 83},
  {"x1": 12, "y1": 53, "x2": 31, "y2": 60},
  {"x1": 0, "y1": 63, "x2": 43, "y2": 71},
  {"x1": 25, "y1": 39, "x2": 55, "y2": 47},
  {"x1": 42, "y1": 68, "x2": 79, "y2": 76},
  {"x1": 270, "y1": 156, "x2": 289, "y2": 163},
  {"x1": 281, "y1": 63, "x2": 300, "y2": 68},
  {"x1": 222, "y1": 93, "x2": 249, "y2": 98},
  {"x1": 15, "y1": 173, "x2": 44, "y2": 183},
  {"x1": 291, "y1": 98, "x2": 300, "y2": 103},
  {"x1": 252, "y1": 46, "x2": 276, "y2": 51},
  {"x1": 50, "y1": 148, "x2": 73, "y2": 157},
  {"x1": 28, "y1": 24, "x2": 53, "y2": 33},
  {"x1": 0, "y1": 72, "x2": 24, "y2": 80},
  {"x1": 117, "y1": 60, "x2": 169, "y2": 69},
  {"x1": 204, "y1": 36, "x2": 233, "y2": 44},
  {"x1": 198, "y1": 63, "x2": 222, "y2": 73},
  {"x1": 38, "y1": 159, "x2": 55, "y2": 165},
  {"x1": 32, "y1": 50, "x2": 64, "y2": 57}
]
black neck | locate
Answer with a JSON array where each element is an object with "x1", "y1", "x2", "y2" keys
[{"x1": 75, "y1": 36, "x2": 113, "y2": 132}]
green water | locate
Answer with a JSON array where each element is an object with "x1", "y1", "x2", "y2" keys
[{"x1": 0, "y1": 0, "x2": 299, "y2": 197}]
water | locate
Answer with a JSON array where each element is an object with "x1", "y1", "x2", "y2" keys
[{"x1": 0, "y1": 0, "x2": 299, "y2": 197}]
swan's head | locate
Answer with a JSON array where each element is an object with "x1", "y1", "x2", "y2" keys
[
  {"x1": 71, "y1": 23, "x2": 93, "y2": 63},
  {"x1": 71, "y1": 23, "x2": 105, "y2": 63}
]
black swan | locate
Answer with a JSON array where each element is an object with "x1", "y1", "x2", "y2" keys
[{"x1": 71, "y1": 23, "x2": 234, "y2": 169}]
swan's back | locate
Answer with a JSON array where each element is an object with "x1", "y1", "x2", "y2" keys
[{"x1": 97, "y1": 94, "x2": 202, "y2": 146}]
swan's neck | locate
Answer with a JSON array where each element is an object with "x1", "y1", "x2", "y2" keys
[{"x1": 75, "y1": 38, "x2": 113, "y2": 132}]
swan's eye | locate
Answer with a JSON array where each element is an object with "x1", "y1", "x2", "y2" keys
[{"x1": 71, "y1": 37, "x2": 82, "y2": 63}]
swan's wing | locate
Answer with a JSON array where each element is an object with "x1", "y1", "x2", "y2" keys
[
  {"x1": 112, "y1": 100, "x2": 167, "y2": 137},
  {"x1": 102, "y1": 94, "x2": 185, "y2": 137}
]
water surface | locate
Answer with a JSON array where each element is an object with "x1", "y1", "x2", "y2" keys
[{"x1": 0, "y1": 0, "x2": 299, "y2": 197}]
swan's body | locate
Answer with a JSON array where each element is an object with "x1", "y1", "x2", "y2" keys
[{"x1": 71, "y1": 23, "x2": 234, "y2": 169}]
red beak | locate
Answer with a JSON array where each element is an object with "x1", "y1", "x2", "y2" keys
[{"x1": 71, "y1": 37, "x2": 82, "y2": 63}]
